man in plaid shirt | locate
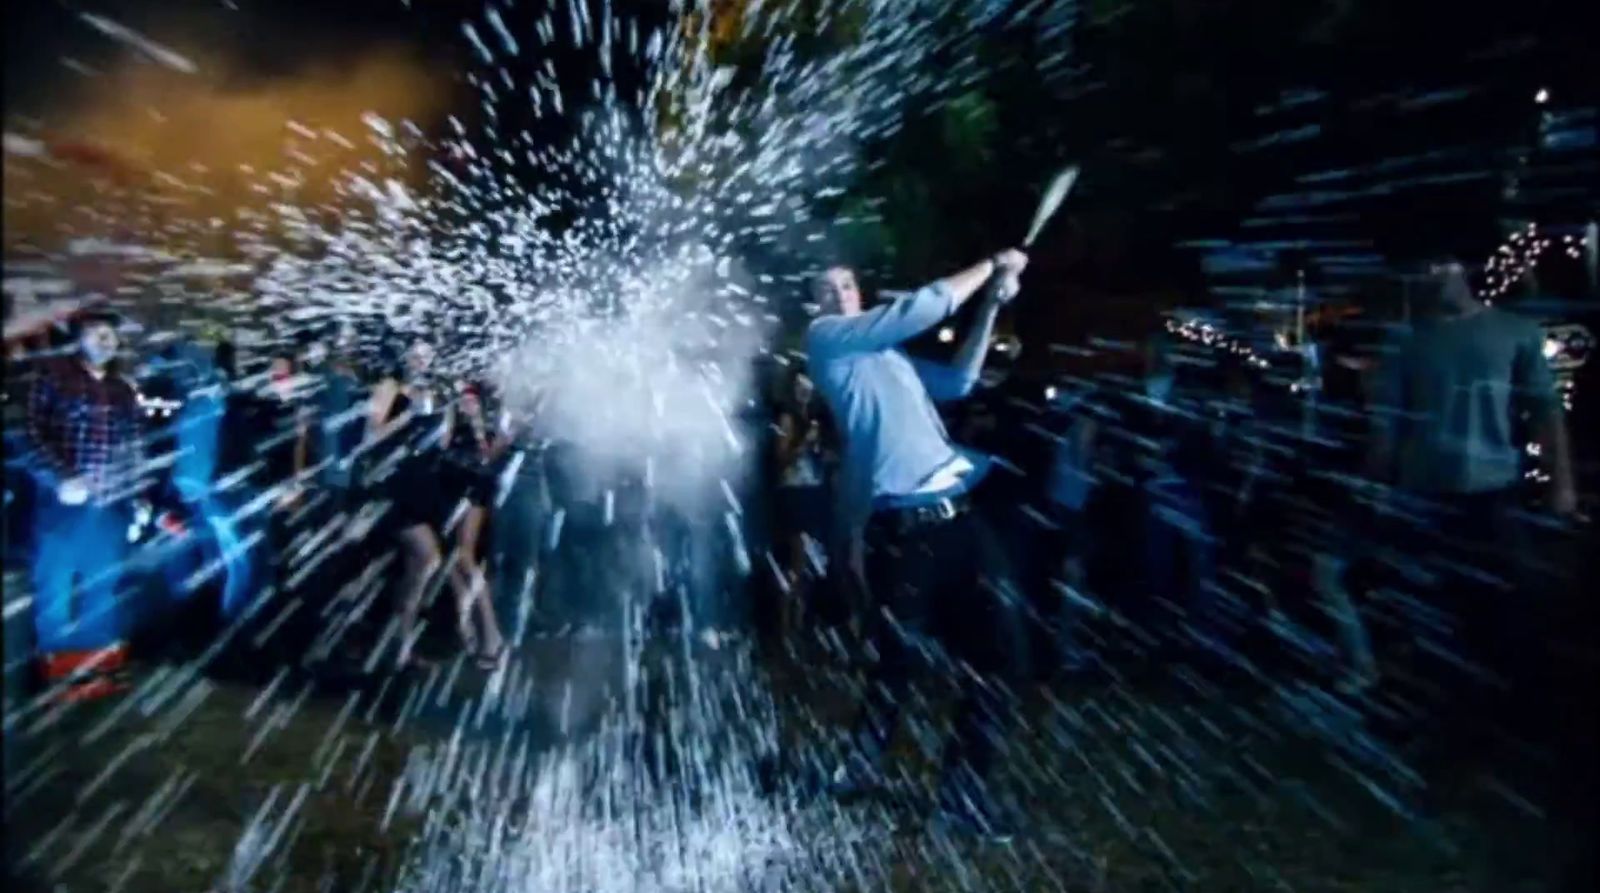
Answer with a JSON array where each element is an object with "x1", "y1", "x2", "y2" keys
[{"x1": 26, "y1": 311, "x2": 146, "y2": 691}]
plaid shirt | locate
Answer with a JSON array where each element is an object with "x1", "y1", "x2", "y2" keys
[{"x1": 27, "y1": 358, "x2": 146, "y2": 505}]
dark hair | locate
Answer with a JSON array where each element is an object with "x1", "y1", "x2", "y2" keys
[
  {"x1": 374, "y1": 340, "x2": 407, "y2": 381},
  {"x1": 1416, "y1": 254, "x2": 1465, "y2": 275},
  {"x1": 69, "y1": 310, "x2": 121, "y2": 339},
  {"x1": 1415, "y1": 255, "x2": 1477, "y2": 305},
  {"x1": 808, "y1": 273, "x2": 831, "y2": 310},
  {"x1": 293, "y1": 327, "x2": 325, "y2": 353},
  {"x1": 809, "y1": 264, "x2": 855, "y2": 311},
  {"x1": 214, "y1": 340, "x2": 238, "y2": 380},
  {"x1": 269, "y1": 339, "x2": 298, "y2": 363}
]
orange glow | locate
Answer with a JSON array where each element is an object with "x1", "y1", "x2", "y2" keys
[{"x1": 4, "y1": 42, "x2": 459, "y2": 258}]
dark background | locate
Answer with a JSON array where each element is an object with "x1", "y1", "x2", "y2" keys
[{"x1": 8, "y1": 0, "x2": 1595, "y2": 307}]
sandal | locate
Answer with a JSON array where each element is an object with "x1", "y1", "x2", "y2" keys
[
  {"x1": 475, "y1": 644, "x2": 510, "y2": 669},
  {"x1": 394, "y1": 649, "x2": 436, "y2": 673}
]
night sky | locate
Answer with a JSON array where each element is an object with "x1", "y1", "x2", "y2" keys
[{"x1": 5, "y1": 0, "x2": 1594, "y2": 321}]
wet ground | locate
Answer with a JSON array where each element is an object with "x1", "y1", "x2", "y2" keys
[{"x1": 6, "y1": 609, "x2": 1590, "y2": 893}]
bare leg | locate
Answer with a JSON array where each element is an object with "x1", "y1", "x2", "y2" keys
[
  {"x1": 443, "y1": 552, "x2": 480, "y2": 656},
  {"x1": 455, "y1": 504, "x2": 506, "y2": 658},
  {"x1": 784, "y1": 532, "x2": 809, "y2": 636},
  {"x1": 395, "y1": 523, "x2": 443, "y2": 668}
]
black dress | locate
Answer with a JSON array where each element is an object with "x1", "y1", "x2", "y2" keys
[
  {"x1": 379, "y1": 386, "x2": 449, "y2": 530},
  {"x1": 440, "y1": 416, "x2": 500, "y2": 509}
]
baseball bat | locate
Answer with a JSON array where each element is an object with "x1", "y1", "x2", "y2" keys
[{"x1": 1024, "y1": 164, "x2": 1079, "y2": 248}]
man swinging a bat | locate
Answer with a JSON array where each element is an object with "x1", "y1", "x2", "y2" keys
[{"x1": 805, "y1": 247, "x2": 1033, "y2": 838}]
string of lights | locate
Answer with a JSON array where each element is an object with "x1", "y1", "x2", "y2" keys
[
  {"x1": 1480, "y1": 225, "x2": 1586, "y2": 301},
  {"x1": 1166, "y1": 317, "x2": 1277, "y2": 371},
  {"x1": 1483, "y1": 222, "x2": 1545, "y2": 300}
]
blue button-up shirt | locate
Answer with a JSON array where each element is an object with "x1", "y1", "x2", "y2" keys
[{"x1": 805, "y1": 281, "x2": 989, "y2": 528}]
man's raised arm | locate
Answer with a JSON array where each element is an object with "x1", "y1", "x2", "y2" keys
[
  {"x1": 915, "y1": 297, "x2": 1001, "y2": 402},
  {"x1": 807, "y1": 256, "x2": 1006, "y2": 356},
  {"x1": 913, "y1": 249, "x2": 1028, "y2": 401}
]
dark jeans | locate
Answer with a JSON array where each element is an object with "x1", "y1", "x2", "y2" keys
[
  {"x1": 1385, "y1": 488, "x2": 1544, "y2": 753},
  {"x1": 1009, "y1": 500, "x2": 1092, "y2": 676},
  {"x1": 853, "y1": 490, "x2": 1031, "y2": 789},
  {"x1": 776, "y1": 485, "x2": 830, "y2": 544},
  {"x1": 1141, "y1": 475, "x2": 1218, "y2": 646}
]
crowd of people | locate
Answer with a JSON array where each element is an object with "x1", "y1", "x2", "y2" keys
[
  {"x1": 753, "y1": 250, "x2": 1583, "y2": 835},
  {"x1": 1, "y1": 248, "x2": 1586, "y2": 840},
  {"x1": 4, "y1": 313, "x2": 540, "y2": 699}
]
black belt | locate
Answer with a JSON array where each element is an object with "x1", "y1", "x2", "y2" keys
[{"x1": 869, "y1": 493, "x2": 973, "y2": 536}]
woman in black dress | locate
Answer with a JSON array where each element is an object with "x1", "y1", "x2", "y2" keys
[
  {"x1": 771, "y1": 372, "x2": 832, "y2": 634},
  {"x1": 440, "y1": 380, "x2": 509, "y2": 666},
  {"x1": 366, "y1": 339, "x2": 479, "y2": 669}
]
